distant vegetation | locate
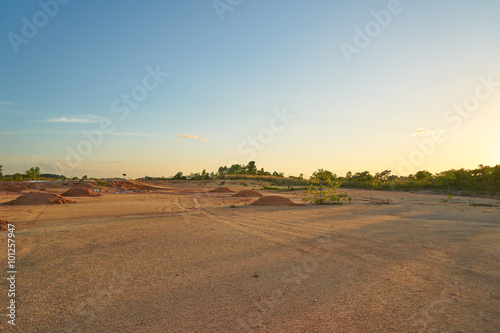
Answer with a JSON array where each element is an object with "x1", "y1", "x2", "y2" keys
[
  {"x1": 1, "y1": 162, "x2": 499, "y2": 195},
  {"x1": 166, "y1": 162, "x2": 500, "y2": 195}
]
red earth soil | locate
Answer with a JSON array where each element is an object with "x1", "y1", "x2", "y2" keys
[
  {"x1": 0, "y1": 182, "x2": 31, "y2": 192},
  {"x1": 103, "y1": 180, "x2": 158, "y2": 191},
  {"x1": 4, "y1": 193, "x2": 76, "y2": 205},
  {"x1": 62, "y1": 188, "x2": 101, "y2": 197},
  {"x1": 70, "y1": 181, "x2": 98, "y2": 189},
  {"x1": 0, "y1": 219, "x2": 9, "y2": 231},
  {"x1": 250, "y1": 195, "x2": 300, "y2": 206},
  {"x1": 210, "y1": 187, "x2": 235, "y2": 193},
  {"x1": 233, "y1": 190, "x2": 263, "y2": 197}
]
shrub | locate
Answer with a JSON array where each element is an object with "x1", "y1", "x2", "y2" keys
[{"x1": 303, "y1": 179, "x2": 352, "y2": 205}]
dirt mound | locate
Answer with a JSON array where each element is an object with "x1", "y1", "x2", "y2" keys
[
  {"x1": 62, "y1": 188, "x2": 101, "y2": 197},
  {"x1": 71, "y1": 181, "x2": 98, "y2": 189},
  {"x1": 210, "y1": 187, "x2": 234, "y2": 193},
  {"x1": 4, "y1": 193, "x2": 76, "y2": 205},
  {"x1": 233, "y1": 190, "x2": 263, "y2": 197},
  {"x1": 250, "y1": 195, "x2": 299, "y2": 206},
  {"x1": 119, "y1": 181, "x2": 158, "y2": 191},
  {"x1": 101, "y1": 180, "x2": 158, "y2": 191},
  {"x1": 0, "y1": 182, "x2": 31, "y2": 192}
]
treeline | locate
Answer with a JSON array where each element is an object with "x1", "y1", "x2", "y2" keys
[
  {"x1": 311, "y1": 165, "x2": 500, "y2": 194},
  {"x1": 166, "y1": 162, "x2": 500, "y2": 194},
  {"x1": 0, "y1": 165, "x2": 90, "y2": 182},
  {"x1": 166, "y1": 161, "x2": 301, "y2": 181}
]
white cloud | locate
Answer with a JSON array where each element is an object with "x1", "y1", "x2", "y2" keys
[
  {"x1": 41, "y1": 116, "x2": 99, "y2": 123},
  {"x1": 179, "y1": 134, "x2": 198, "y2": 139},
  {"x1": 413, "y1": 128, "x2": 429, "y2": 135},
  {"x1": 0, "y1": 101, "x2": 11, "y2": 105},
  {"x1": 109, "y1": 132, "x2": 162, "y2": 138},
  {"x1": 176, "y1": 134, "x2": 208, "y2": 141}
]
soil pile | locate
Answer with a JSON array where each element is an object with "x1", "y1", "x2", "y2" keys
[
  {"x1": 0, "y1": 219, "x2": 9, "y2": 231},
  {"x1": 0, "y1": 182, "x2": 31, "y2": 192},
  {"x1": 119, "y1": 181, "x2": 158, "y2": 191},
  {"x1": 62, "y1": 188, "x2": 101, "y2": 197},
  {"x1": 210, "y1": 187, "x2": 234, "y2": 193},
  {"x1": 71, "y1": 181, "x2": 98, "y2": 189},
  {"x1": 102, "y1": 180, "x2": 158, "y2": 191},
  {"x1": 4, "y1": 193, "x2": 76, "y2": 205},
  {"x1": 233, "y1": 190, "x2": 263, "y2": 197},
  {"x1": 250, "y1": 195, "x2": 299, "y2": 206}
]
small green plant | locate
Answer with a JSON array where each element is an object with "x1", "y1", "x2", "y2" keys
[
  {"x1": 97, "y1": 180, "x2": 106, "y2": 192},
  {"x1": 441, "y1": 193, "x2": 452, "y2": 204},
  {"x1": 302, "y1": 179, "x2": 352, "y2": 205},
  {"x1": 263, "y1": 185, "x2": 280, "y2": 191}
]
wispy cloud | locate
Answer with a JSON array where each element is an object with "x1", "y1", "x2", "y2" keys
[
  {"x1": 41, "y1": 116, "x2": 99, "y2": 123},
  {"x1": 176, "y1": 134, "x2": 208, "y2": 141},
  {"x1": 0, "y1": 130, "x2": 81, "y2": 135},
  {"x1": 413, "y1": 128, "x2": 429, "y2": 135},
  {"x1": 0, "y1": 130, "x2": 163, "y2": 138},
  {"x1": 179, "y1": 134, "x2": 199, "y2": 139},
  {"x1": 108, "y1": 132, "x2": 163, "y2": 138},
  {"x1": 415, "y1": 92, "x2": 426, "y2": 101},
  {"x1": 0, "y1": 101, "x2": 11, "y2": 105}
]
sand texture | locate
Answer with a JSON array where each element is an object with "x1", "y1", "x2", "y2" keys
[{"x1": 0, "y1": 180, "x2": 499, "y2": 331}]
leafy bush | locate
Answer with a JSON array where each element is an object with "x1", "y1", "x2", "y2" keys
[{"x1": 303, "y1": 179, "x2": 351, "y2": 205}]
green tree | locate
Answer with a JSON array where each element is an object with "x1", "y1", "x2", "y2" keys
[
  {"x1": 415, "y1": 170, "x2": 432, "y2": 181},
  {"x1": 172, "y1": 172, "x2": 186, "y2": 180},
  {"x1": 246, "y1": 161, "x2": 257, "y2": 175},
  {"x1": 311, "y1": 169, "x2": 336, "y2": 183},
  {"x1": 375, "y1": 170, "x2": 391, "y2": 181},
  {"x1": 436, "y1": 171, "x2": 456, "y2": 190},
  {"x1": 228, "y1": 164, "x2": 242, "y2": 175},
  {"x1": 25, "y1": 166, "x2": 41, "y2": 181},
  {"x1": 0, "y1": 165, "x2": 3, "y2": 181},
  {"x1": 13, "y1": 173, "x2": 24, "y2": 181},
  {"x1": 97, "y1": 180, "x2": 106, "y2": 192}
]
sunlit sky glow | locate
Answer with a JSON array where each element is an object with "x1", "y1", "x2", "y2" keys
[{"x1": 1, "y1": 0, "x2": 499, "y2": 178}]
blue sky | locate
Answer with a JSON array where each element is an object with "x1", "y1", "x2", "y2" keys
[{"x1": 1, "y1": 0, "x2": 499, "y2": 178}]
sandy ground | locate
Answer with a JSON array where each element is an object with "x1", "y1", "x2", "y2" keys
[{"x1": 0, "y1": 181, "x2": 499, "y2": 332}]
